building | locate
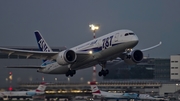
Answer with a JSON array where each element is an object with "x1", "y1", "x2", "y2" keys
[
  {"x1": 104, "y1": 58, "x2": 170, "y2": 80},
  {"x1": 170, "y1": 55, "x2": 180, "y2": 80}
]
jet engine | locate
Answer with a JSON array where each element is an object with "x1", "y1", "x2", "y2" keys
[
  {"x1": 56, "y1": 50, "x2": 77, "y2": 65},
  {"x1": 124, "y1": 50, "x2": 143, "y2": 64}
]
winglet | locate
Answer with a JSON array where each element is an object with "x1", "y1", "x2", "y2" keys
[
  {"x1": 34, "y1": 31, "x2": 53, "y2": 52},
  {"x1": 141, "y1": 41, "x2": 162, "y2": 52}
]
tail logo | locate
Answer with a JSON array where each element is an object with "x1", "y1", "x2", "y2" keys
[
  {"x1": 38, "y1": 39, "x2": 50, "y2": 52},
  {"x1": 39, "y1": 85, "x2": 45, "y2": 90},
  {"x1": 91, "y1": 85, "x2": 99, "y2": 92},
  {"x1": 36, "y1": 84, "x2": 46, "y2": 92}
]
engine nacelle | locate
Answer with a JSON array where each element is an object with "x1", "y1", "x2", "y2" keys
[
  {"x1": 124, "y1": 50, "x2": 143, "y2": 65},
  {"x1": 56, "y1": 50, "x2": 77, "y2": 65}
]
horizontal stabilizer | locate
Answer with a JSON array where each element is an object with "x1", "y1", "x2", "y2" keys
[{"x1": 6, "y1": 66, "x2": 45, "y2": 69}]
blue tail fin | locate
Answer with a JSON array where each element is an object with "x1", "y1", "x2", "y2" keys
[
  {"x1": 34, "y1": 31, "x2": 54, "y2": 63},
  {"x1": 34, "y1": 31, "x2": 53, "y2": 52}
]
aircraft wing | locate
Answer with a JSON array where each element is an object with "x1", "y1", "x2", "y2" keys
[
  {"x1": 141, "y1": 41, "x2": 162, "y2": 52},
  {"x1": 0, "y1": 47, "x2": 59, "y2": 60},
  {"x1": 0, "y1": 47, "x2": 93, "y2": 63},
  {"x1": 6, "y1": 66, "x2": 45, "y2": 69}
]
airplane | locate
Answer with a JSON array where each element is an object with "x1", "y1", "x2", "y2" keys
[
  {"x1": 89, "y1": 81, "x2": 165, "y2": 101},
  {"x1": 0, "y1": 82, "x2": 47, "y2": 99},
  {"x1": 0, "y1": 29, "x2": 162, "y2": 77},
  {"x1": 90, "y1": 81, "x2": 125, "y2": 100}
]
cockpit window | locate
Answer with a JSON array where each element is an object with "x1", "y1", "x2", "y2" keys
[
  {"x1": 125, "y1": 33, "x2": 129, "y2": 36},
  {"x1": 125, "y1": 33, "x2": 135, "y2": 36},
  {"x1": 129, "y1": 33, "x2": 135, "y2": 35}
]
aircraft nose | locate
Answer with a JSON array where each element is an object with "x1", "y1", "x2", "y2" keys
[{"x1": 132, "y1": 36, "x2": 139, "y2": 44}]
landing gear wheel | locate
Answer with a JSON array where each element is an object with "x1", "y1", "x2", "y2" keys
[
  {"x1": 106, "y1": 69, "x2": 109, "y2": 74},
  {"x1": 99, "y1": 61, "x2": 109, "y2": 77},
  {"x1": 102, "y1": 70, "x2": 107, "y2": 76},
  {"x1": 98, "y1": 69, "x2": 109, "y2": 77},
  {"x1": 98, "y1": 71, "x2": 102, "y2": 76},
  {"x1": 65, "y1": 70, "x2": 76, "y2": 77},
  {"x1": 66, "y1": 73, "x2": 69, "y2": 77},
  {"x1": 70, "y1": 73, "x2": 73, "y2": 77},
  {"x1": 66, "y1": 70, "x2": 71, "y2": 77},
  {"x1": 102, "y1": 72, "x2": 107, "y2": 76},
  {"x1": 72, "y1": 70, "x2": 76, "y2": 75},
  {"x1": 127, "y1": 55, "x2": 131, "y2": 59}
]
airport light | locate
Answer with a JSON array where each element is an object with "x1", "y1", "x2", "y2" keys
[
  {"x1": 89, "y1": 50, "x2": 93, "y2": 54},
  {"x1": 9, "y1": 72, "x2": 13, "y2": 81},
  {"x1": 55, "y1": 78, "x2": 58, "y2": 82},
  {"x1": 42, "y1": 76, "x2": 44, "y2": 81},
  {"x1": 89, "y1": 24, "x2": 99, "y2": 38},
  {"x1": 89, "y1": 24, "x2": 99, "y2": 32},
  {"x1": 176, "y1": 83, "x2": 179, "y2": 91},
  {"x1": 9, "y1": 86, "x2": 13, "y2": 91},
  {"x1": 67, "y1": 77, "x2": 70, "y2": 82}
]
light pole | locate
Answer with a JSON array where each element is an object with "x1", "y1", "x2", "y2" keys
[
  {"x1": 176, "y1": 83, "x2": 179, "y2": 92},
  {"x1": 89, "y1": 24, "x2": 99, "y2": 82},
  {"x1": 42, "y1": 76, "x2": 44, "y2": 82},
  {"x1": 8, "y1": 72, "x2": 13, "y2": 98},
  {"x1": 89, "y1": 24, "x2": 99, "y2": 39},
  {"x1": 80, "y1": 77, "x2": 84, "y2": 83},
  {"x1": 67, "y1": 77, "x2": 70, "y2": 83},
  {"x1": 29, "y1": 77, "x2": 33, "y2": 82},
  {"x1": 9, "y1": 72, "x2": 13, "y2": 82}
]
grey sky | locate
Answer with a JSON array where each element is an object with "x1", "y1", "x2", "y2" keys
[{"x1": 0, "y1": 0, "x2": 180, "y2": 58}]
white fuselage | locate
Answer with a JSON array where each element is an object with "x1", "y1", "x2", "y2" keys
[
  {"x1": 138, "y1": 94, "x2": 164, "y2": 100},
  {"x1": 0, "y1": 91, "x2": 44, "y2": 97},
  {"x1": 38, "y1": 29, "x2": 138, "y2": 74},
  {"x1": 98, "y1": 91, "x2": 125, "y2": 99},
  {"x1": 0, "y1": 91, "x2": 27, "y2": 97}
]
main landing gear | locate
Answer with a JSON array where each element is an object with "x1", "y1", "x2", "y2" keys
[
  {"x1": 65, "y1": 69, "x2": 76, "y2": 77},
  {"x1": 99, "y1": 69, "x2": 109, "y2": 77},
  {"x1": 98, "y1": 62, "x2": 109, "y2": 77}
]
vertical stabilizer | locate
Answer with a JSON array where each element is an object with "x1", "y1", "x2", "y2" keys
[
  {"x1": 90, "y1": 82, "x2": 101, "y2": 95},
  {"x1": 34, "y1": 31, "x2": 53, "y2": 52},
  {"x1": 36, "y1": 82, "x2": 47, "y2": 92}
]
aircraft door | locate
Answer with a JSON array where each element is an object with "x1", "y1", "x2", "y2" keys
[
  {"x1": 114, "y1": 33, "x2": 119, "y2": 43},
  {"x1": 96, "y1": 39, "x2": 101, "y2": 48}
]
